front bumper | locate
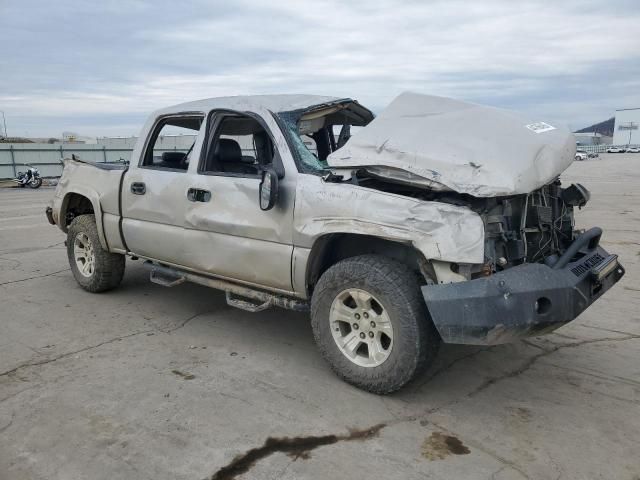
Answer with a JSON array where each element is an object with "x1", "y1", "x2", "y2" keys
[{"x1": 422, "y1": 245, "x2": 624, "y2": 345}]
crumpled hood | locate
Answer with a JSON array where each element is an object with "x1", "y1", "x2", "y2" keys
[{"x1": 327, "y1": 92, "x2": 576, "y2": 197}]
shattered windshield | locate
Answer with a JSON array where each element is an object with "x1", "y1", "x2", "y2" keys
[
  {"x1": 277, "y1": 101, "x2": 374, "y2": 174},
  {"x1": 278, "y1": 114, "x2": 328, "y2": 172}
]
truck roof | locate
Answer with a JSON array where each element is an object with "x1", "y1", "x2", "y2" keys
[{"x1": 155, "y1": 94, "x2": 344, "y2": 116}]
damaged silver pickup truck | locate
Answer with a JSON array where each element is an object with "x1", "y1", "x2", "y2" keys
[{"x1": 47, "y1": 92, "x2": 624, "y2": 393}]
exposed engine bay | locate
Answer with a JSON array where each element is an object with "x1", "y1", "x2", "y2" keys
[
  {"x1": 476, "y1": 181, "x2": 590, "y2": 272},
  {"x1": 328, "y1": 170, "x2": 591, "y2": 276}
]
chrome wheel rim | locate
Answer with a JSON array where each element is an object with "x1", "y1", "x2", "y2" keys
[
  {"x1": 329, "y1": 288, "x2": 394, "y2": 368},
  {"x1": 74, "y1": 233, "x2": 95, "y2": 278}
]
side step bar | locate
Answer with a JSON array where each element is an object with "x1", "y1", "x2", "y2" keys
[
  {"x1": 226, "y1": 292, "x2": 272, "y2": 313},
  {"x1": 144, "y1": 261, "x2": 309, "y2": 312},
  {"x1": 150, "y1": 268, "x2": 186, "y2": 287}
]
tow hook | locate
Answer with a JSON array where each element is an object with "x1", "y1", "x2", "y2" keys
[
  {"x1": 548, "y1": 227, "x2": 602, "y2": 269},
  {"x1": 45, "y1": 206, "x2": 55, "y2": 225}
]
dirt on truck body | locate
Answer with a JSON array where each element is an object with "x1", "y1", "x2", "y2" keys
[{"x1": 46, "y1": 92, "x2": 624, "y2": 393}]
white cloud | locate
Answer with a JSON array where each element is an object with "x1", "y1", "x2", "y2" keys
[{"x1": 1, "y1": 0, "x2": 639, "y2": 136}]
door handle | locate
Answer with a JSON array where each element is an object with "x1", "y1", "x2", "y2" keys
[
  {"x1": 187, "y1": 188, "x2": 211, "y2": 202},
  {"x1": 131, "y1": 182, "x2": 146, "y2": 195}
]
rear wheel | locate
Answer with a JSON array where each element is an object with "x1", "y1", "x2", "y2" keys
[
  {"x1": 67, "y1": 215, "x2": 125, "y2": 292},
  {"x1": 311, "y1": 254, "x2": 440, "y2": 394}
]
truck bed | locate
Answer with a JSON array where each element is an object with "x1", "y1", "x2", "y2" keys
[{"x1": 69, "y1": 157, "x2": 128, "y2": 171}]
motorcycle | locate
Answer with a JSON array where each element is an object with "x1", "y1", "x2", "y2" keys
[{"x1": 14, "y1": 165, "x2": 43, "y2": 189}]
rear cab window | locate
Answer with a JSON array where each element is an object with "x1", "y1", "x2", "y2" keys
[{"x1": 141, "y1": 115, "x2": 204, "y2": 172}]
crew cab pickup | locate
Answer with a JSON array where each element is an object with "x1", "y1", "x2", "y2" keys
[{"x1": 46, "y1": 93, "x2": 624, "y2": 393}]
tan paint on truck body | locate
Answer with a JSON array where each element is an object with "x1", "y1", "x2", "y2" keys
[
  {"x1": 50, "y1": 92, "x2": 576, "y2": 299},
  {"x1": 293, "y1": 175, "x2": 484, "y2": 264}
]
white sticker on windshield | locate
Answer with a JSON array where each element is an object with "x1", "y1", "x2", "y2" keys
[{"x1": 526, "y1": 122, "x2": 556, "y2": 134}]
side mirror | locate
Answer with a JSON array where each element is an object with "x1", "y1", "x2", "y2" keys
[{"x1": 259, "y1": 168, "x2": 279, "y2": 211}]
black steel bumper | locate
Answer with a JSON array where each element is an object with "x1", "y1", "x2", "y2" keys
[{"x1": 422, "y1": 245, "x2": 624, "y2": 345}]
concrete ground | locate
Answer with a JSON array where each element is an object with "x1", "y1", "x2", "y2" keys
[{"x1": 1, "y1": 154, "x2": 639, "y2": 480}]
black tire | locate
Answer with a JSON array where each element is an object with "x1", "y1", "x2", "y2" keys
[
  {"x1": 311, "y1": 254, "x2": 441, "y2": 394},
  {"x1": 29, "y1": 177, "x2": 42, "y2": 188},
  {"x1": 67, "y1": 214, "x2": 125, "y2": 292}
]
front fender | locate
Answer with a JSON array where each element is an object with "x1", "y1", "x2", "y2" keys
[{"x1": 293, "y1": 175, "x2": 485, "y2": 265}]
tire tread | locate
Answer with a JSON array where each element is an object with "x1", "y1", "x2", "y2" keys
[
  {"x1": 67, "y1": 214, "x2": 125, "y2": 293},
  {"x1": 310, "y1": 254, "x2": 440, "y2": 394}
]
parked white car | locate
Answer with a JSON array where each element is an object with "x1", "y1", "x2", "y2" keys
[
  {"x1": 607, "y1": 147, "x2": 625, "y2": 153},
  {"x1": 575, "y1": 151, "x2": 588, "y2": 161},
  {"x1": 625, "y1": 147, "x2": 639, "y2": 153}
]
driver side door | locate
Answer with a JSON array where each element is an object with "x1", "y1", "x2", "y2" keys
[{"x1": 181, "y1": 110, "x2": 295, "y2": 292}]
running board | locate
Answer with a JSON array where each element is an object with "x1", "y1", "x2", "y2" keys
[
  {"x1": 149, "y1": 267, "x2": 186, "y2": 287},
  {"x1": 143, "y1": 261, "x2": 309, "y2": 312},
  {"x1": 226, "y1": 292, "x2": 272, "y2": 312}
]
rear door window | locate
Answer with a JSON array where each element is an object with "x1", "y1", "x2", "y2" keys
[{"x1": 141, "y1": 115, "x2": 203, "y2": 171}]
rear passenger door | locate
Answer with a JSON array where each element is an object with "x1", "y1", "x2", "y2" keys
[
  {"x1": 121, "y1": 113, "x2": 204, "y2": 263},
  {"x1": 181, "y1": 110, "x2": 294, "y2": 291}
]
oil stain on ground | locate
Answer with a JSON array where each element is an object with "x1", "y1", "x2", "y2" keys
[
  {"x1": 171, "y1": 369, "x2": 195, "y2": 380},
  {"x1": 421, "y1": 432, "x2": 470, "y2": 460},
  {"x1": 209, "y1": 423, "x2": 386, "y2": 480}
]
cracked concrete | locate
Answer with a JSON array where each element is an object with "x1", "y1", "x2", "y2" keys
[
  {"x1": 468, "y1": 334, "x2": 640, "y2": 398},
  {"x1": 1, "y1": 154, "x2": 640, "y2": 480},
  {"x1": 0, "y1": 268, "x2": 70, "y2": 287},
  {"x1": 0, "y1": 329, "x2": 155, "y2": 378}
]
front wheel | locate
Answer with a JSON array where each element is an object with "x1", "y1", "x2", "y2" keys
[
  {"x1": 311, "y1": 255, "x2": 441, "y2": 394},
  {"x1": 67, "y1": 215, "x2": 125, "y2": 292},
  {"x1": 29, "y1": 177, "x2": 42, "y2": 188}
]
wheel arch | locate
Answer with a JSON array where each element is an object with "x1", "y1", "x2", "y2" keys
[
  {"x1": 60, "y1": 189, "x2": 108, "y2": 250},
  {"x1": 305, "y1": 233, "x2": 429, "y2": 296}
]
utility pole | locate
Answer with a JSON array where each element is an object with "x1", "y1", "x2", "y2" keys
[
  {"x1": 619, "y1": 121, "x2": 638, "y2": 146},
  {"x1": 0, "y1": 111, "x2": 7, "y2": 138}
]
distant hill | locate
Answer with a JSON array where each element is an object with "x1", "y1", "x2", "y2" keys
[{"x1": 575, "y1": 117, "x2": 615, "y2": 137}]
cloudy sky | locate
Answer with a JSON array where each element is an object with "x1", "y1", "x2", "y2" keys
[{"x1": 1, "y1": 0, "x2": 639, "y2": 138}]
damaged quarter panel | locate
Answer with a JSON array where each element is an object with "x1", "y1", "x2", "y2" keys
[
  {"x1": 293, "y1": 174, "x2": 485, "y2": 264},
  {"x1": 51, "y1": 158, "x2": 125, "y2": 251}
]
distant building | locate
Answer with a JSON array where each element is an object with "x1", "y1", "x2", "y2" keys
[
  {"x1": 97, "y1": 135, "x2": 196, "y2": 150},
  {"x1": 96, "y1": 134, "x2": 258, "y2": 152},
  {"x1": 97, "y1": 136, "x2": 138, "y2": 149},
  {"x1": 613, "y1": 108, "x2": 640, "y2": 145},
  {"x1": 574, "y1": 132, "x2": 611, "y2": 146}
]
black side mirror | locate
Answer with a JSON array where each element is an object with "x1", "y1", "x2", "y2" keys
[{"x1": 259, "y1": 167, "x2": 279, "y2": 211}]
